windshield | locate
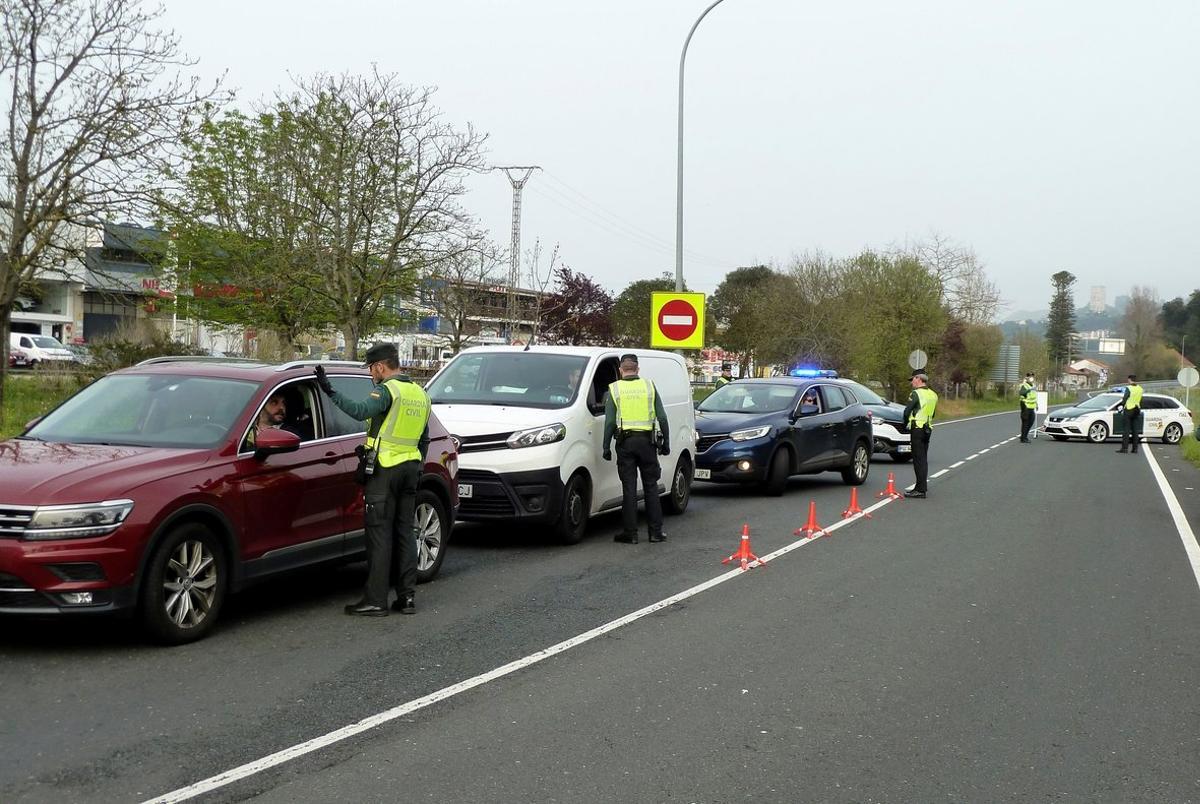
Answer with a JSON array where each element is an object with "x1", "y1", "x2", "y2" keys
[
  {"x1": 1077, "y1": 393, "x2": 1121, "y2": 411},
  {"x1": 32, "y1": 336, "x2": 65, "y2": 349},
  {"x1": 427, "y1": 352, "x2": 589, "y2": 409},
  {"x1": 844, "y1": 381, "x2": 887, "y2": 406},
  {"x1": 699, "y1": 383, "x2": 799, "y2": 414},
  {"x1": 26, "y1": 374, "x2": 259, "y2": 448}
]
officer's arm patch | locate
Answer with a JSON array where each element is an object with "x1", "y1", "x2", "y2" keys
[{"x1": 370, "y1": 392, "x2": 382, "y2": 398}]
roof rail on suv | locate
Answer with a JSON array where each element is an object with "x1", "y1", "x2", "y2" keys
[
  {"x1": 274, "y1": 359, "x2": 363, "y2": 372},
  {"x1": 135, "y1": 355, "x2": 263, "y2": 366}
]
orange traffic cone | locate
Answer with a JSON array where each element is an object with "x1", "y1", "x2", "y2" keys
[
  {"x1": 842, "y1": 487, "x2": 871, "y2": 519},
  {"x1": 793, "y1": 501, "x2": 826, "y2": 539},
  {"x1": 876, "y1": 471, "x2": 902, "y2": 500},
  {"x1": 722, "y1": 524, "x2": 765, "y2": 570}
]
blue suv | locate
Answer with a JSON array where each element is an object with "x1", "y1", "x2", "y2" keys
[{"x1": 693, "y1": 378, "x2": 873, "y2": 496}]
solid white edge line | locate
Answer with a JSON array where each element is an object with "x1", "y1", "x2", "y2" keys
[
  {"x1": 1142, "y1": 447, "x2": 1200, "y2": 592},
  {"x1": 144, "y1": 432, "x2": 1021, "y2": 803}
]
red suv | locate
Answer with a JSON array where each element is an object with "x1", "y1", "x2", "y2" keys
[{"x1": 0, "y1": 357, "x2": 458, "y2": 643}]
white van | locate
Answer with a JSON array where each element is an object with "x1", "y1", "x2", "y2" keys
[
  {"x1": 9, "y1": 332, "x2": 76, "y2": 367},
  {"x1": 426, "y1": 346, "x2": 697, "y2": 543}
]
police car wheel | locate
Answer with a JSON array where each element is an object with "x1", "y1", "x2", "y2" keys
[
  {"x1": 140, "y1": 523, "x2": 227, "y2": 645},
  {"x1": 553, "y1": 472, "x2": 590, "y2": 545},
  {"x1": 1087, "y1": 422, "x2": 1109, "y2": 443},
  {"x1": 414, "y1": 489, "x2": 448, "y2": 583},
  {"x1": 841, "y1": 441, "x2": 870, "y2": 486},
  {"x1": 1163, "y1": 423, "x2": 1183, "y2": 445},
  {"x1": 763, "y1": 449, "x2": 791, "y2": 497}
]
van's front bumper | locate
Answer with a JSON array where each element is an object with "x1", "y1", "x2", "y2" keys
[{"x1": 454, "y1": 466, "x2": 565, "y2": 524}]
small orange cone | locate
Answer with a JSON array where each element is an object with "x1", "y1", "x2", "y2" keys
[
  {"x1": 842, "y1": 487, "x2": 871, "y2": 519},
  {"x1": 793, "y1": 501, "x2": 826, "y2": 539},
  {"x1": 876, "y1": 471, "x2": 902, "y2": 500},
  {"x1": 722, "y1": 524, "x2": 765, "y2": 570}
]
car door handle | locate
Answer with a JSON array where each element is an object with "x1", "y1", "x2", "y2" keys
[
  {"x1": 821, "y1": 423, "x2": 836, "y2": 429},
  {"x1": 322, "y1": 451, "x2": 340, "y2": 465}
]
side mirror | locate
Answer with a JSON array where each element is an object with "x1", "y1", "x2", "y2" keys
[
  {"x1": 253, "y1": 428, "x2": 301, "y2": 460},
  {"x1": 24, "y1": 416, "x2": 42, "y2": 431},
  {"x1": 798, "y1": 403, "x2": 819, "y2": 417}
]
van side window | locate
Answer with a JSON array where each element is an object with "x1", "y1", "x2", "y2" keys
[{"x1": 589, "y1": 357, "x2": 621, "y2": 415}]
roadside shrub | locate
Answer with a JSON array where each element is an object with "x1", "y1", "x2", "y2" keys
[{"x1": 78, "y1": 319, "x2": 206, "y2": 380}]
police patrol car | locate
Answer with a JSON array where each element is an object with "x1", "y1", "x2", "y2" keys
[{"x1": 1043, "y1": 391, "x2": 1192, "y2": 444}]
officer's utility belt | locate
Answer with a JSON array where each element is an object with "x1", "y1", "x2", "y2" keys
[{"x1": 617, "y1": 429, "x2": 652, "y2": 441}]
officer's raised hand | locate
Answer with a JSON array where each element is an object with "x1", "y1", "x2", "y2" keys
[{"x1": 314, "y1": 365, "x2": 334, "y2": 396}]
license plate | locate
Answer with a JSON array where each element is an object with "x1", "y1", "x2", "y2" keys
[
  {"x1": 897, "y1": 445, "x2": 911, "y2": 453},
  {"x1": 457, "y1": 484, "x2": 473, "y2": 499},
  {"x1": 693, "y1": 468, "x2": 711, "y2": 480}
]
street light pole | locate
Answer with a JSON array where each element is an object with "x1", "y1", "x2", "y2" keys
[{"x1": 676, "y1": 0, "x2": 730, "y2": 293}]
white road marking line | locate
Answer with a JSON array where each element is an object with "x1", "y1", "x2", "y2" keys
[
  {"x1": 979, "y1": 448, "x2": 991, "y2": 453},
  {"x1": 661, "y1": 315, "x2": 694, "y2": 326},
  {"x1": 991, "y1": 443, "x2": 1003, "y2": 449},
  {"x1": 1142, "y1": 448, "x2": 1200, "y2": 593},
  {"x1": 950, "y1": 461, "x2": 965, "y2": 468},
  {"x1": 931, "y1": 469, "x2": 949, "y2": 478},
  {"x1": 143, "y1": 434, "x2": 1019, "y2": 803},
  {"x1": 966, "y1": 454, "x2": 978, "y2": 460}
]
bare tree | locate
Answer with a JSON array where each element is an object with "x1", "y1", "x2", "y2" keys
[
  {"x1": 522, "y1": 237, "x2": 561, "y2": 343},
  {"x1": 1, "y1": 0, "x2": 222, "y2": 413},
  {"x1": 893, "y1": 232, "x2": 1003, "y2": 324},
  {"x1": 425, "y1": 244, "x2": 504, "y2": 354}
]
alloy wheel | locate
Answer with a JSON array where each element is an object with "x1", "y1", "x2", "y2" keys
[
  {"x1": 415, "y1": 502, "x2": 443, "y2": 572},
  {"x1": 162, "y1": 539, "x2": 218, "y2": 629}
]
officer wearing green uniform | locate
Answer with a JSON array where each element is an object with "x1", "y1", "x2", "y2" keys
[
  {"x1": 715, "y1": 363, "x2": 733, "y2": 389},
  {"x1": 315, "y1": 343, "x2": 430, "y2": 616},
  {"x1": 1018, "y1": 372, "x2": 1037, "y2": 443},
  {"x1": 902, "y1": 371, "x2": 938, "y2": 498},
  {"x1": 603, "y1": 353, "x2": 670, "y2": 544},
  {"x1": 1116, "y1": 374, "x2": 1144, "y2": 454}
]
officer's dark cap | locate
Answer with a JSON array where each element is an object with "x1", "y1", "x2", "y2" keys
[
  {"x1": 721, "y1": 363, "x2": 732, "y2": 371},
  {"x1": 620, "y1": 353, "x2": 639, "y2": 365},
  {"x1": 1127, "y1": 374, "x2": 1136, "y2": 381},
  {"x1": 911, "y1": 369, "x2": 927, "y2": 379},
  {"x1": 362, "y1": 342, "x2": 399, "y2": 366}
]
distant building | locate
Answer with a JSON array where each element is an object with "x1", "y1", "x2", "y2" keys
[
  {"x1": 1114, "y1": 294, "x2": 1130, "y2": 313},
  {"x1": 1088, "y1": 285, "x2": 1106, "y2": 313}
]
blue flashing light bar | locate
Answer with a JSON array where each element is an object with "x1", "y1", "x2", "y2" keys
[{"x1": 788, "y1": 367, "x2": 839, "y2": 378}]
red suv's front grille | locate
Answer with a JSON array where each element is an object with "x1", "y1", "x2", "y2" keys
[{"x1": 0, "y1": 506, "x2": 34, "y2": 539}]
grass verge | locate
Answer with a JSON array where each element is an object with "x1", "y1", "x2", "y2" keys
[
  {"x1": 1181, "y1": 434, "x2": 1200, "y2": 469},
  {"x1": 1, "y1": 372, "x2": 83, "y2": 439}
]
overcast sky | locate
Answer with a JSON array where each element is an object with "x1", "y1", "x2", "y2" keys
[{"x1": 161, "y1": 0, "x2": 1199, "y2": 318}]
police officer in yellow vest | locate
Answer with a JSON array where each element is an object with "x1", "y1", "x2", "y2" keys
[
  {"x1": 1116, "y1": 374, "x2": 1144, "y2": 455},
  {"x1": 315, "y1": 343, "x2": 431, "y2": 616},
  {"x1": 1018, "y1": 372, "x2": 1038, "y2": 443},
  {"x1": 902, "y1": 370, "x2": 938, "y2": 498},
  {"x1": 715, "y1": 363, "x2": 733, "y2": 389},
  {"x1": 603, "y1": 353, "x2": 670, "y2": 544}
]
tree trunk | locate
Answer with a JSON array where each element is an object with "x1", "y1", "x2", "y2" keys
[
  {"x1": 342, "y1": 324, "x2": 360, "y2": 362},
  {"x1": 0, "y1": 305, "x2": 10, "y2": 426}
]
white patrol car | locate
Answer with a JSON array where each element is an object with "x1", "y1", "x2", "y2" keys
[{"x1": 1043, "y1": 392, "x2": 1193, "y2": 444}]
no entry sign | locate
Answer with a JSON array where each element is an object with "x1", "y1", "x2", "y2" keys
[{"x1": 650, "y1": 292, "x2": 706, "y2": 350}]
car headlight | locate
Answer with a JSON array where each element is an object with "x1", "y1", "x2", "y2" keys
[
  {"x1": 729, "y1": 426, "x2": 771, "y2": 442},
  {"x1": 507, "y1": 423, "x2": 567, "y2": 449},
  {"x1": 871, "y1": 416, "x2": 886, "y2": 427},
  {"x1": 24, "y1": 500, "x2": 135, "y2": 541}
]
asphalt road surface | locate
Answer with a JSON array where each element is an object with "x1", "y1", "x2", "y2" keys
[{"x1": 3, "y1": 411, "x2": 1199, "y2": 803}]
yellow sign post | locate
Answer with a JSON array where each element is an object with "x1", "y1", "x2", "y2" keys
[{"x1": 650, "y1": 292, "x2": 706, "y2": 350}]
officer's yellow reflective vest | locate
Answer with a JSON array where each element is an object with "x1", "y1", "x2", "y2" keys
[
  {"x1": 1125, "y1": 383, "x2": 1143, "y2": 411},
  {"x1": 610, "y1": 378, "x2": 656, "y2": 432},
  {"x1": 1020, "y1": 382, "x2": 1037, "y2": 410},
  {"x1": 367, "y1": 378, "x2": 431, "y2": 467},
  {"x1": 908, "y1": 387, "x2": 939, "y2": 429},
  {"x1": 715, "y1": 376, "x2": 731, "y2": 388}
]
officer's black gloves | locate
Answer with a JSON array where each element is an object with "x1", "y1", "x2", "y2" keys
[
  {"x1": 314, "y1": 365, "x2": 334, "y2": 396},
  {"x1": 602, "y1": 449, "x2": 612, "y2": 462},
  {"x1": 659, "y1": 443, "x2": 670, "y2": 457}
]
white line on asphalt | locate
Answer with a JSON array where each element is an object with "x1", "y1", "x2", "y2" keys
[
  {"x1": 143, "y1": 433, "x2": 1018, "y2": 803},
  {"x1": 950, "y1": 461, "x2": 965, "y2": 468},
  {"x1": 966, "y1": 454, "x2": 978, "y2": 460},
  {"x1": 1142, "y1": 448, "x2": 1200, "y2": 593},
  {"x1": 979, "y1": 448, "x2": 991, "y2": 453},
  {"x1": 931, "y1": 469, "x2": 949, "y2": 478}
]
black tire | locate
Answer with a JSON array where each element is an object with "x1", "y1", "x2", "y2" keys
[
  {"x1": 414, "y1": 488, "x2": 450, "y2": 584},
  {"x1": 841, "y1": 441, "x2": 871, "y2": 486},
  {"x1": 552, "y1": 472, "x2": 590, "y2": 545},
  {"x1": 140, "y1": 523, "x2": 228, "y2": 645},
  {"x1": 763, "y1": 448, "x2": 790, "y2": 497},
  {"x1": 663, "y1": 454, "x2": 692, "y2": 515},
  {"x1": 1163, "y1": 423, "x2": 1183, "y2": 445},
  {"x1": 1051, "y1": 434, "x2": 1068, "y2": 442},
  {"x1": 1087, "y1": 421, "x2": 1109, "y2": 443}
]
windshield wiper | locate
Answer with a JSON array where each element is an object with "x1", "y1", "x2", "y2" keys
[{"x1": 14, "y1": 435, "x2": 42, "y2": 441}]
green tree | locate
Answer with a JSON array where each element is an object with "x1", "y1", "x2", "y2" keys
[
  {"x1": 1012, "y1": 327, "x2": 1050, "y2": 382},
  {"x1": 611, "y1": 275, "x2": 681, "y2": 348},
  {"x1": 959, "y1": 323, "x2": 1003, "y2": 395},
  {"x1": 1045, "y1": 270, "x2": 1077, "y2": 371},
  {"x1": 1119, "y1": 286, "x2": 1167, "y2": 378},
  {"x1": 164, "y1": 71, "x2": 487, "y2": 359},
  {"x1": 708, "y1": 265, "x2": 774, "y2": 374},
  {"x1": 1161, "y1": 290, "x2": 1200, "y2": 364}
]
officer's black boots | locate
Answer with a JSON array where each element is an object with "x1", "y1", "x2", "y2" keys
[
  {"x1": 648, "y1": 532, "x2": 667, "y2": 543},
  {"x1": 390, "y1": 594, "x2": 415, "y2": 614},
  {"x1": 614, "y1": 532, "x2": 638, "y2": 544}
]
